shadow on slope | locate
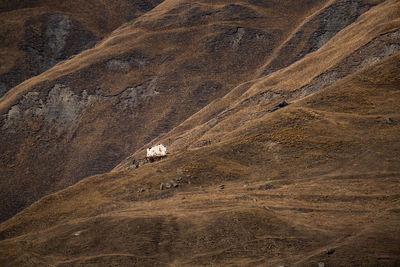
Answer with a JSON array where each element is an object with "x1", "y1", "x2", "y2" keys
[
  {"x1": 0, "y1": 0, "x2": 165, "y2": 96},
  {"x1": 0, "y1": 49, "x2": 399, "y2": 266},
  {"x1": 0, "y1": 0, "x2": 330, "y2": 222}
]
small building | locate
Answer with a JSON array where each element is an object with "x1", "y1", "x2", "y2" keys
[{"x1": 146, "y1": 144, "x2": 167, "y2": 158}]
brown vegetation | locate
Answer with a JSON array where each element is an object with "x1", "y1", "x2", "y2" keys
[{"x1": 0, "y1": 0, "x2": 399, "y2": 266}]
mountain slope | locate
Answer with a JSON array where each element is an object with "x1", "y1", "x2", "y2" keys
[
  {"x1": 0, "y1": 0, "x2": 338, "y2": 222},
  {"x1": 120, "y1": 0, "x2": 398, "y2": 161},
  {"x1": 0, "y1": 0, "x2": 399, "y2": 265},
  {"x1": 1, "y1": 51, "x2": 399, "y2": 266},
  {"x1": 0, "y1": 0, "x2": 165, "y2": 97}
]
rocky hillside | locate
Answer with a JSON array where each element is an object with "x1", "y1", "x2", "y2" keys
[
  {"x1": 0, "y1": 0, "x2": 399, "y2": 265},
  {"x1": 0, "y1": 0, "x2": 164, "y2": 97},
  {"x1": 1, "y1": 47, "x2": 400, "y2": 267},
  {"x1": 0, "y1": 0, "x2": 338, "y2": 222}
]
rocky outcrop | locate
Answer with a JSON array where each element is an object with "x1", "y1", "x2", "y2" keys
[
  {"x1": 0, "y1": 13, "x2": 97, "y2": 98},
  {"x1": 292, "y1": 29, "x2": 400, "y2": 98},
  {"x1": 0, "y1": 0, "x2": 165, "y2": 97},
  {"x1": 260, "y1": 0, "x2": 380, "y2": 76},
  {"x1": 2, "y1": 84, "x2": 96, "y2": 132}
]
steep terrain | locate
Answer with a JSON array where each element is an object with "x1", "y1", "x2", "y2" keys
[
  {"x1": 0, "y1": 0, "x2": 337, "y2": 222},
  {"x1": 0, "y1": 0, "x2": 400, "y2": 266},
  {"x1": 0, "y1": 0, "x2": 164, "y2": 97},
  {"x1": 1, "y1": 51, "x2": 399, "y2": 267},
  {"x1": 122, "y1": 0, "x2": 398, "y2": 159}
]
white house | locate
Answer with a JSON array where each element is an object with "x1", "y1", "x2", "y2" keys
[{"x1": 146, "y1": 144, "x2": 167, "y2": 158}]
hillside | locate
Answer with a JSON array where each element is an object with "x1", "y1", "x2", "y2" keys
[
  {"x1": 0, "y1": 0, "x2": 164, "y2": 97},
  {"x1": 0, "y1": 0, "x2": 341, "y2": 222},
  {"x1": 0, "y1": 0, "x2": 400, "y2": 266},
  {"x1": 1, "y1": 52, "x2": 399, "y2": 266}
]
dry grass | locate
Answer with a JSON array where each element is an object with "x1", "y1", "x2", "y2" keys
[
  {"x1": 0, "y1": 0, "x2": 341, "y2": 221},
  {"x1": 1, "y1": 52, "x2": 400, "y2": 265},
  {"x1": 0, "y1": 0, "x2": 400, "y2": 266}
]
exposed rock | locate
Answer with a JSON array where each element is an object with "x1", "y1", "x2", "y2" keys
[
  {"x1": 219, "y1": 184, "x2": 225, "y2": 189},
  {"x1": 129, "y1": 159, "x2": 140, "y2": 169},
  {"x1": 2, "y1": 84, "x2": 100, "y2": 132},
  {"x1": 318, "y1": 262, "x2": 325, "y2": 267},
  {"x1": 141, "y1": 159, "x2": 149, "y2": 166},
  {"x1": 0, "y1": 0, "x2": 166, "y2": 97},
  {"x1": 116, "y1": 78, "x2": 160, "y2": 109},
  {"x1": 326, "y1": 248, "x2": 335, "y2": 255},
  {"x1": 258, "y1": 184, "x2": 275, "y2": 190},
  {"x1": 73, "y1": 231, "x2": 82, "y2": 236},
  {"x1": 126, "y1": 166, "x2": 136, "y2": 170},
  {"x1": 106, "y1": 59, "x2": 131, "y2": 73},
  {"x1": 271, "y1": 101, "x2": 289, "y2": 112},
  {"x1": 45, "y1": 85, "x2": 86, "y2": 124},
  {"x1": 2, "y1": 105, "x2": 21, "y2": 131},
  {"x1": 293, "y1": 29, "x2": 400, "y2": 99},
  {"x1": 0, "y1": 12, "x2": 97, "y2": 97},
  {"x1": 160, "y1": 183, "x2": 165, "y2": 190},
  {"x1": 236, "y1": 195, "x2": 252, "y2": 201},
  {"x1": 261, "y1": 0, "x2": 379, "y2": 76},
  {"x1": 46, "y1": 14, "x2": 72, "y2": 60},
  {"x1": 386, "y1": 117, "x2": 393, "y2": 124},
  {"x1": 165, "y1": 183, "x2": 172, "y2": 189},
  {"x1": 231, "y1": 27, "x2": 245, "y2": 49},
  {"x1": 174, "y1": 177, "x2": 182, "y2": 182},
  {"x1": 138, "y1": 188, "x2": 145, "y2": 193},
  {"x1": 173, "y1": 183, "x2": 179, "y2": 188}
]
